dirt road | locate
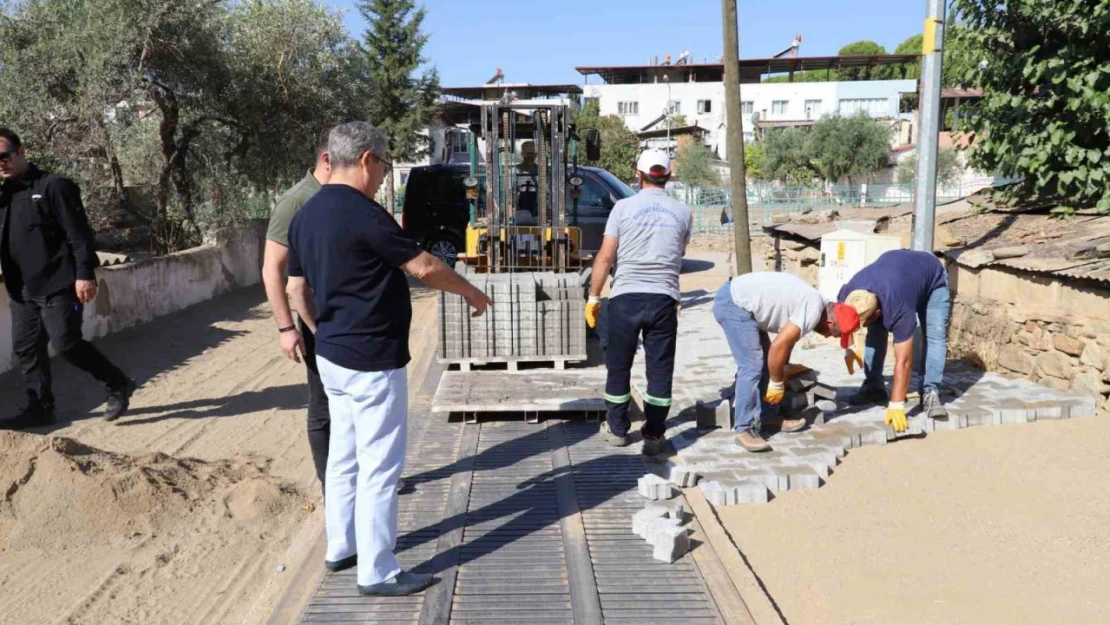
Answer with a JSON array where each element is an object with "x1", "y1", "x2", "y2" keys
[{"x1": 0, "y1": 285, "x2": 439, "y2": 625}]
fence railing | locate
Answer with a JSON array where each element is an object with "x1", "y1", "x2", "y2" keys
[{"x1": 671, "y1": 177, "x2": 1004, "y2": 235}]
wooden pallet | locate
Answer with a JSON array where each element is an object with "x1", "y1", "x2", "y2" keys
[
  {"x1": 439, "y1": 354, "x2": 587, "y2": 372},
  {"x1": 432, "y1": 369, "x2": 607, "y2": 423}
]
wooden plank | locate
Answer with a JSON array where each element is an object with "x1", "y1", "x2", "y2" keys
[
  {"x1": 684, "y1": 489, "x2": 787, "y2": 625},
  {"x1": 546, "y1": 422, "x2": 604, "y2": 625},
  {"x1": 417, "y1": 423, "x2": 481, "y2": 625},
  {"x1": 431, "y1": 370, "x2": 607, "y2": 414}
]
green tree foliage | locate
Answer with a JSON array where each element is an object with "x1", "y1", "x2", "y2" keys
[
  {"x1": 953, "y1": 0, "x2": 1110, "y2": 213},
  {"x1": 574, "y1": 101, "x2": 640, "y2": 182},
  {"x1": 759, "y1": 114, "x2": 891, "y2": 184},
  {"x1": 0, "y1": 0, "x2": 363, "y2": 251},
  {"x1": 838, "y1": 41, "x2": 888, "y2": 80},
  {"x1": 744, "y1": 142, "x2": 766, "y2": 180},
  {"x1": 673, "y1": 137, "x2": 721, "y2": 188},
  {"x1": 895, "y1": 149, "x2": 962, "y2": 185},
  {"x1": 358, "y1": 0, "x2": 439, "y2": 164},
  {"x1": 762, "y1": 128, "x2": 815, "y2": 184},
  {"x1": 893, "y1": 34, "x2": 924, "y2": 80},
  {"x1": 763, "y1": 70, "x2": 837, "y2": 84},
  {"x1": 805, "y1": 114, "x2": 891, "y2": 184}
]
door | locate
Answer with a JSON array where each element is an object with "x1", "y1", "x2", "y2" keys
[{"x1": 572, "y1": 172, "x2": 615, "y2": 253}]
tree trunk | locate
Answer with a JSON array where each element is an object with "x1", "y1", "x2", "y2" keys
[{"x1": 386, "y1": 170, "x2": 396, "y2": 214}]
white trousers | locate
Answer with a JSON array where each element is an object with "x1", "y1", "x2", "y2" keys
[{"x1": 316, "y1": 356, "x2": 408, "y2": 586}]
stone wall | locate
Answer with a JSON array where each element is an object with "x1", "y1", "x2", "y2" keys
[
  {"x1": 756, "y1": 235, "x2": 820, "y2": 285},
  {"x1": 947, "y1": 264, "x2": 1110, "y2": 415},
  {"x1": 0, "y1": 220, "x2": 267, "y2": 374}
]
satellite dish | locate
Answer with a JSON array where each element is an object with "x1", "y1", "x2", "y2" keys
[{"x1": 751, "y1": 111, "x2": 761, "y2": 125}]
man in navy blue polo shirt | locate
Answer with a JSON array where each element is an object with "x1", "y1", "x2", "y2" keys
[
  {"x1": 838, "y1": 249, "x2": 951, "y2": 433},
  {"x1": 286, "y1": 121, "x2": 492, "y2": 597}
]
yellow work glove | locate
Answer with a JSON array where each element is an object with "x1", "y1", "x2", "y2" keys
[
  {"x1": 885, "y1": 401, "x2": 908, "y2": 433},
  {"x1": 585, "y1": 296, "x2": 601, "y2": 329},
  {"x1": 844, "y1": 348, "x2": 864, "y2": 375},
  {"x1": 764, "y1": 380, "x2": 785, "y2": 405}
]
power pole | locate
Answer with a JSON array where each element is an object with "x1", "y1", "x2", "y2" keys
[
  {"x1": 722, "y1": 0, "x2": 752, "y2": 275},
  {"x1": 912, "y1": 0, "x2": 947, "y2": 251}
]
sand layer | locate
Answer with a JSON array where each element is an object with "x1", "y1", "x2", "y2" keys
[{"x1": 718, "y1": 417, "x2": 1110, "y2": 625}]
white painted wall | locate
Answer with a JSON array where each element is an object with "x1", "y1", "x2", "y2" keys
[
  {"x1": 583, "y1": 79, "x2": 916, "y2": 159},
  {"x1": 0, "y1": 222, "x2": 267, "y2": 374}
]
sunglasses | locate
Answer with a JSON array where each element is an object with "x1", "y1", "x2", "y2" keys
[{"x1": 0, "y1": 150, "x2": 17, "y2": 164}]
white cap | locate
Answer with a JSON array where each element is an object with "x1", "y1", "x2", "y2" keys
[{"x1": 636, "y1": 149, "x2": 671, "y2": 176}]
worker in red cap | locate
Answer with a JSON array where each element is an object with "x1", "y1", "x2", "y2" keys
[{"x1": 713, "y1": 272, "x2": 859, "y2": 452}]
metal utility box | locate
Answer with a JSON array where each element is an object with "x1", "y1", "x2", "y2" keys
[{"x1": 818, "y1": 229, "x2": 902, "y2": 302}]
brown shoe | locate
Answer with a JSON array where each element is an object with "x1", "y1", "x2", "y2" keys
[
  {"x1": 735, "y1": 429, "x2": 772, "y2": 452},
  {"x1": 764, "y1": 417, "x2": 808, "y2": 434}
]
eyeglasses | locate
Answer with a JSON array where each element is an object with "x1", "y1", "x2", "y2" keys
[
  {"x1": 371, "y1": 153, "x2": 393, "y2": 176},
  {"x1": 0, "y1": 150, "x2": 17, "y2": 164}
]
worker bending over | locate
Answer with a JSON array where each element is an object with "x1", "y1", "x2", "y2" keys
[
  {"x1": 839, "y1": 249, "x2": 951, "y2": 433},
  {"x1": 586, "y1": 150, "x2": 692, "y2": 457},
  {"x1": 714, "y1": 272, "x2": 858, "y2": 452}
]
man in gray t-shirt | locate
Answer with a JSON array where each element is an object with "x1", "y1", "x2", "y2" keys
[
  {"x1": 713, "y1": 272, "x2": 861, "y2": 452},
  {"x1": 585, "y1": 150, "x2": 692, "y2": 457}
]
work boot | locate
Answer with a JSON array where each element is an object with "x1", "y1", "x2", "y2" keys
[
  {"x1": 603, "y1": 422, "x2": 631, "y2": 447},
  {"x1": 358, "y1": 571, "x2": 436, "y2": 596},
  {"x1": 764, "y1": 416, "x2": 808, "y2": 433},
  {"x1": 735, "y1": 425, "x2": 771, "y2": 452},
  {"x1": 104, "y1": 378, "x2": 137, "y2": 422},
  {"x1": 921, "y1": 388, "x2": 948, "y2": 420},
  {"x1": 641, "y1": 435, "x2": 669, "y2": 458},
  {"x1": 0, "y1": 403, "x2": 56, "y2": 430},
  {"x1": 848, "y1": 383, "x2": 888, "y2": 407}
]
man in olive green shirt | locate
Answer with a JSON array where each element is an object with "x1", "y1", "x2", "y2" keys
[{"x1": 264, "y1": 129, "x2": 331, "y2": 491}]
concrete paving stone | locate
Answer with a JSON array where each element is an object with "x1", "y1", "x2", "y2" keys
[
  {"x1": 652, "y1": 525, "x2": 691, "y2": 563},
  {"x1": 695, "y1": 399, "x2": 732, "y2": 430},
  {"x1": 1065, "y1": 398, "x2": 1098, "y2": 419},
  {"x1": 784, "y1": 467, "x2": 823, "y2": 490},
  {"x1": 643, "y1": 516, "x2": 684, "y2": 545},
  {"x1": 644, "y1": 500, "x2": 690, "y2": 524},
  {"x1": 699, "y1": 480, "x2": 729, "y2": 506},
  {"x1": 632, "y1": 508, "x2": 666, "y2": 539},
  {"x1": 668, "y1": 466, "x2": 700, "y2": 488},
  {"x1": 785, "y1": 446, "x2": 841, "y2": 469},
  {"x1": 1027, "y1": 401, "x2": 1066, "y2": 420},
  {"x1": 638, "y1": 474, "x2": 678, "y2": 501},
  {"x1": 962, "y1": 407, "x2": 1000, "y2": 427},
  {"x1": 781, "y1": 457, "x2": 830, "y2": 479},
  {"x1": 855, "y1": 424, "x2": 889, "y2": 447}
]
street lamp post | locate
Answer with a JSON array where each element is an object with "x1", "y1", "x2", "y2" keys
[{"x1": 664, "y1": 75, "x2": 672, "y2": 155}]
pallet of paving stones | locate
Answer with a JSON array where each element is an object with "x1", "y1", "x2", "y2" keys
[
  {"x1": 431, "y1": 369, "x2": 608, "y2": 424},
  {"x1": 438, "y1": 271, "x2": 587, "y2": 369}
]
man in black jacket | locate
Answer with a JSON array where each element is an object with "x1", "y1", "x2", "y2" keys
[{"x1": 0, "y1": 128, "x2": 134, "y2": 429}]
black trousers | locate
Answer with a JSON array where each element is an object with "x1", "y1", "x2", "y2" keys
[
  {"x1": 300, "y1": 318, "x2": 331, "y2": 493},
  {"x1": 604, "y1": 293, "x2": 679, "y2": 438},
  {"x1": 10, "y1": 289, "x2": 127, "y2": 409}
]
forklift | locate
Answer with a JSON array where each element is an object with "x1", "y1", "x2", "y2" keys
[{"x1": 456, "y1": 98, "x2": 601, "y2": 274}]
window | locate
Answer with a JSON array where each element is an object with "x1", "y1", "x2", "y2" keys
[
  {"x1": 804, "y1": 99, "x2": 822, "y2": 119},
  {"x1": 771, "y1": 100, "x2": 789, "y2": 116},
  {"x1": 450, "y1": 132, "x2": 469, "y2": 155},
  {"x1": 741, "y1": 101, "x2": 754, "y2": 116},
  {"x1": 618, "y1": 101, "x2": 639, "y2": 116},
  {"x1": 666, "y1": 100, "x2": 682, "y2": 115},
  {"x1": 575, "y1": 177, "x2": 613, "y2": 219},
  {"x1": 697, "y1": 99, "x2": 713, "y2": 114},
  {"x1": 838, "y1": 98, "x2": 888, "y2": 116}
]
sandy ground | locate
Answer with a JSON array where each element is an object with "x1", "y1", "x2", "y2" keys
[
  {"x1": 0, "y1": 284, "x2": 439, "y2": 625},
  {"x1": 718, "y1": 418, "x2": 1110, "y2": 625}
]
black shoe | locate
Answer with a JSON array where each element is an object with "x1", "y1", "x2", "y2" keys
[
  {"x1": 848, "y1": 384, "x2": 888, "y2": 407},
  {"x1": 104, "y1": 379, "x2": 137, "y2": 422},
  {"x1": 325, "y1": 554, "x2": 357, "y2": 573},
  {"x1": 641, "y1": 435, "x2": 670, "y2": 458},
  {"x1": 0, "y1": 404, "x2": 56, "y2": 430},
  {"x1": 358, "y1": 571, "x2": 436, "y2": 596}
]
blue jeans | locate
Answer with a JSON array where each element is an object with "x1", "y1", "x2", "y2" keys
[
  {"x1": 712, "y1": 282, "x2": 779, "y2": 431},
  {"x1": 864, "y1": 281, "x2": 951, "y2": 394}
]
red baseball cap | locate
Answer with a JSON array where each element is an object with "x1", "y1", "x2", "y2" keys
[{"x1": 833, "y1": 303, "x2": 861, "y2": 349}]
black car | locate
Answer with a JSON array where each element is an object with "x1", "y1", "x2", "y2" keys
[{"x1": 401, "y1": 164, "x2": 636, "y2": 266}]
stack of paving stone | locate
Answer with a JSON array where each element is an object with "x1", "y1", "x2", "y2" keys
[
  {"x1": 694, "y1": 369, "x2": 839, "y2": 430},
  {"x1": 634, "y1": 475, "x2": 693, "y2": 562},
  {"x1": 438, "y1": 271, "x2": 586, "y2": 364}
]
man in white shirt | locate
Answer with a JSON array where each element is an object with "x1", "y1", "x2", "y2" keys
[{"x1": 713, "y1": 272, "x2": 861, "y2": 451}]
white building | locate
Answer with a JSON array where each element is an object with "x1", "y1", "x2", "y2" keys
[{"x1": 577, "y1": 55, "x2": 918, "y2": 159}]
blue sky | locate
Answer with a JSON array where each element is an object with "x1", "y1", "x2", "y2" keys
[{"x1": 328, "y1": 0, "x2": 922, "y2": 86}]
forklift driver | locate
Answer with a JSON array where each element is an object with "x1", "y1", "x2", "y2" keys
[{"x1": 514, "y1": 141, "x2": 539, "y2": 226}]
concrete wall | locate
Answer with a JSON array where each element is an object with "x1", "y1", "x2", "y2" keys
[{"x1": 0, "y1": 220, "x2": 268, "y2": 374}]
